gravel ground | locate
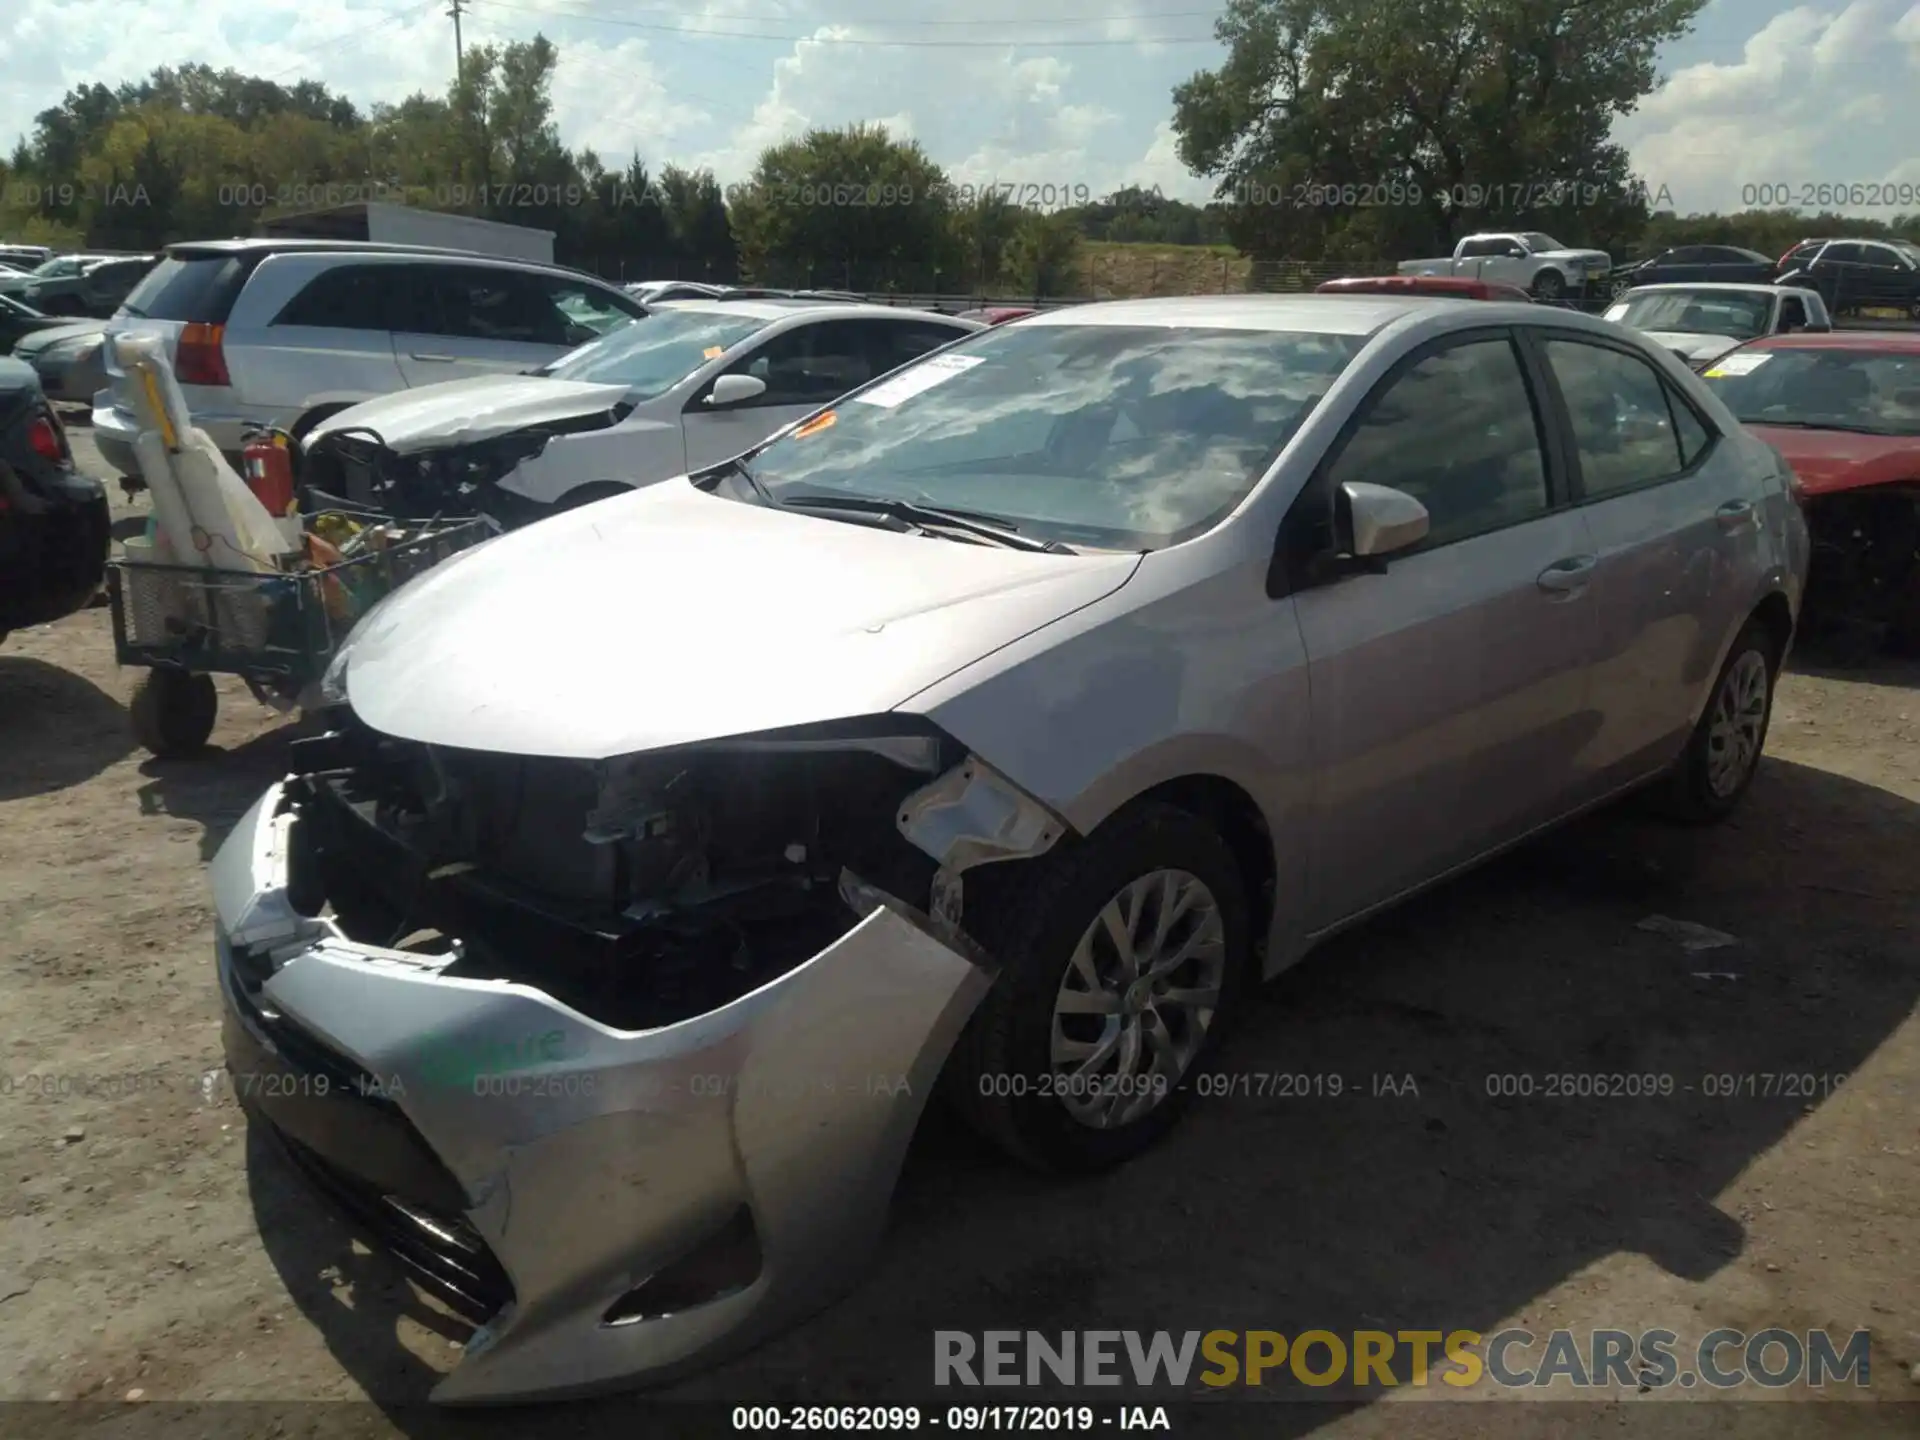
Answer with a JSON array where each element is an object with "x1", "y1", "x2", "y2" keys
[{"x1": 0, "y1": 426, "x2": 1915, "y2": 1439}]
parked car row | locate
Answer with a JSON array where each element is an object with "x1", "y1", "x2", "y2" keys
[{"x1": 1613, "y1": 236, "x2": 1920, "y2": 321}]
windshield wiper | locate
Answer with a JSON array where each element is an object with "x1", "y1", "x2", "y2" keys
[
  {"x1": 779, "y1": 494, "x2": 1075, "y2": 553},
  {"x1": 700, "y1": 452, "x2": 782, "y2": 508},
  {"x1": 1745, "y1": 418, "x2": 1896, "y2": 434}
]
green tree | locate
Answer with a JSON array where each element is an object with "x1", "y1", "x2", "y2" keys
[
  {"x1": 732, "y1": 123, "x2": 960, "y2": 290},
  {"x1": 654, "y1": 165, "x2": 739, "y2": 281},
  {"x1": 1001, "y1": 211, "x2": 1085, "y2": 296},
  {"x1": 1171, "y1": 0, "x2": 1704, "y2": 259},
  {"x1": 948, "y1": 189, "x2": 1026, "y2": 289}
]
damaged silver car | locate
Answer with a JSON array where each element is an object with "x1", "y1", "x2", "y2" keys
[{"x1": 212, "y1": 294, "x2": 1806, "y2": 1403}]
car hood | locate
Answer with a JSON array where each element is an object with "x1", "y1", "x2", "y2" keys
[
  {"x1": 12, "y1": 319, "x2": 108, "y2": 355},
  {"x1": 305, "y1": 374, "x2": 634, "y2": 454},
  {"x1": 1641, "y1": 331, "x2": 1745, "y2": 363},
  {"x1": 1747, "y1": 425, "x2": 1920, "y2": 497},
  {"x1": 335, "y1": 478, "x2": 1143, "y2": 758}
]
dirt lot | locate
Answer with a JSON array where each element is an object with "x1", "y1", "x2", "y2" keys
[{"x1": 1, "y1": 429, "x2": 1917, "y2": 1438}]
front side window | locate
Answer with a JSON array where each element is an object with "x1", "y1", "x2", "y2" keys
[
  {"x1": 418, "y1": 266, "x2": 569, "y2": 345},
  {"x1": 541, "y1": 277, "x2": 644, "y2": 338},
  {"x1": 544, "y1": 308, "x2": 765, "y2": 396},
  {"x1": 1702, "y1": 348, "x2": 1920, "y2": 437},
  {"x1": 1520, "y1": 233, "x2": 1566, "y2": 253},
  {"x1": 1544, "y1": 339, "x2": 1687, "y2": 496},
  {"x1": 1323, "y1": 335, "x2": 1549, "y2": 547},
  {"x1": 745, "y1": 322, "x2": 1365, "y2": 550}
]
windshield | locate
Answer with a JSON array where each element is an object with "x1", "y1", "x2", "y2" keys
[
  {"x1": 1702, "y1": 348, "x2": 1920, "y2": 436},
  {"x1": 543, "y1": 309, "x2": 765, "y2": 395},
  {"x1": 1610, "y1": 289, "x2": 1771, "y2": 338},
  {"x1": 1521, "y1": 233, "x2": 1566, "y2": 252},
  {"x1": 31, "y1": 257, "x2": 79, "y2": 277},
  {"x1": 743, "y1": 322, "x2": 1365, "y2": 550}
]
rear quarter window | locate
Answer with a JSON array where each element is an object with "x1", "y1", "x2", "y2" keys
[{"x1": 121, "y1": 255, "x2": 253, "y2": 322}]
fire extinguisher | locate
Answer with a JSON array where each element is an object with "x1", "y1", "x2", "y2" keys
[{"x1": 242, "y1": 429, "x2": 296, "y2": 516}]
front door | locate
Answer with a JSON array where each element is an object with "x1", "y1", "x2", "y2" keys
[
  {"x1": 682, "y1": 319, "x2": 883, "y2": 473},
  {"x1": 1291, "y1": 330, "x2": 1602, "y2": 928}
]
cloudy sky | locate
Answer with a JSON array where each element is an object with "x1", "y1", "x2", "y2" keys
[{"x1": 3, "y1": 0, "x2": 1917, "y2": 215}]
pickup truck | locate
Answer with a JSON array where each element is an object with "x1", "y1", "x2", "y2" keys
[
  {"x1": 1397, "y1": 231, "x2": 1613, "y2": 302},
  {"x1": 1601, "y1": 282, "x2": 1831, "y2": 369}
]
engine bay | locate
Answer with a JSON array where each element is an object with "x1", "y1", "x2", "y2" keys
[{"x1": 277, "y1": 713, "x2": 957, "y2": 1029}]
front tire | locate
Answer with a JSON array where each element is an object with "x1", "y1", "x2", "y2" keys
[
  {"x1": 947, "y1": 802, "x2": 1252, "y2": 1173},
  {"x1": 1656, "y1": 620, "x2": 1777, "y2": 823}
]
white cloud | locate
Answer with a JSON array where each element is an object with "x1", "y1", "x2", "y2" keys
[{"x1": 1618, "y1": 0, "x2": 1920, "y2": 213}]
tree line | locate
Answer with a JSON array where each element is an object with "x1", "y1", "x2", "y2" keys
[{"x1": 2, "y1": 2, "x2": 1916, "y2": 298}]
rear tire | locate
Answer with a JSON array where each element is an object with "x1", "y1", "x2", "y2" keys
[
  {"x1": 1532, "y1": 269, "x2": 1567, "y2": 302},
  {"x1": 130, "y1": 668, "x2": 218, "y2": 758},
  {"x1": 946, "y1": 802, "x2": 1252, "y2": 1174},
  {"x1": 1653, "y1": 620, "x2": 1777, "y2": 824}
]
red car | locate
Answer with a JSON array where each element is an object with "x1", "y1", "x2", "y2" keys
[
  {"x1": 955, "y1": 306, "x2": 1038, "y2": 325},
  {"x1": 1315, "y1": 275, "x2": 1533, "y2": 301},
  {"x1": 1700, "y1": 330, "x2": 1920, "y2": 650}
]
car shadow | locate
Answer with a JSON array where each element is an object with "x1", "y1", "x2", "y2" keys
[
  {"x1": 134, "y1": 719, "x2": 308, "y2": 862},
  {"x1": 243, "y1": 758, "x2": 1919, "y2": 1435},
  {"x1": 110, "y1": 514, "x2": 148, "y2": 544},
  {"x1": 0, "y1": 655, "x2": 135, "y2": 800}
]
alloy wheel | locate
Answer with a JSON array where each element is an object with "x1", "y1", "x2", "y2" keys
[
  {"x1": 1049, "y1": 869, "x2": 1226, "y2": 1130},
  {"x1": 1705, "y1": 649, "x2": 1769, "y2": 797}
]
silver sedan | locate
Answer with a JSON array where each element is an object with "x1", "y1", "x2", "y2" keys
[{"x1": 211, "y1": 293, "x2": 1808, "y2": 1401}]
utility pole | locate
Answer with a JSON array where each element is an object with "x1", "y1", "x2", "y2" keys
[{"x1": 447, "y1": 0, "x2": 465, "y2": 73}]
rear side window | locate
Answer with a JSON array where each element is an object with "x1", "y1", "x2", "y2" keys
[
  {"x1": 272, "y1": 265, "x2": 399, "y2": 330},
  {"x1": 1542, "y1": 339, "x2": 1688, "y2": 496},
  {"x1": 1669, "y1": 392, "x2": 1713, "y2": 468},
  {"x1": 872, "y1": 321, "x2": 968, "y2": 371},
  {"x1": 122, "y1": 255, "x2": 251, "y2": 322}
]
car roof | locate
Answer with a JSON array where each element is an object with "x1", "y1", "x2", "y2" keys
[
  {"x1": 1744, "y1": 330, "x2": 1920, "y2": 353},
  {"x1": 656, "y1": 298, "x2": 976, "y2": 324},
  {"x1": 1616, "y1": 282, "x2": 1794, "y2": 295},
  {"x1": 1013, "y1": 292, "x2": 1492, "y2": 335},
  {"x1": 164, "y1": 237, "x2": 604, "y2": 280}
]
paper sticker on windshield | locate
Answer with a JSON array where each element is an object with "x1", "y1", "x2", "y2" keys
[
  {"x1": 853, "y1": 353, "x2": 984, "y2": 408},
  {"x1": 794, "y1": 410, "x2": 836, "y2": 438},
  {"x1": 703, "y1": 346, "x2": 725, "y2": 359},
  {"x1": 1703, "y1": 352, "x2": 1771, "y2": 378}
]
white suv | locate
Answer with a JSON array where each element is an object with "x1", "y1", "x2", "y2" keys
[
  {"x1": 91, "y1": 239, "x2": 646, "y2": 478},
  {"x1": 299, "y1": 298, "x2": 982, "y2": 523}
]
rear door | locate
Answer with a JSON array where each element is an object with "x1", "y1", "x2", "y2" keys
[
  {"x1": 1527, "y1": 331, "x2": 1753, "y2": 789},
  {"x1": 390, "y1": 262, "x2": 577, "y2": 385},
  {"x1": 1290, "y1": 328, "x2": 1603, "y2": 926},
  {"x1": 1855, "y1": 243, "x2": 1918, "y2": 311},
  {"x1": 1808, "y1": 242, "x2": 1868, "y2": 311},
  {"x1": 680, "y1": 317, "x2": 883, "y2": 472}
]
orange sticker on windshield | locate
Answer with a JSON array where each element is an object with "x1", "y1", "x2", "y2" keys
[
  {"x1": 703, "y1": 346, "x2": 725, "y2": 359},
  {"x1": 794, "y1": 410, "x2": 837, "y2": 438}
]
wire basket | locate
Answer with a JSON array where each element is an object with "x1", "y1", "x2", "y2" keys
[{"x1": 108, "y1": 507, "x2": 496, "y2": 685}]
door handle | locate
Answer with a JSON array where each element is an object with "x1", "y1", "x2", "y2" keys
[
  {"x1": 1537, "y1": 554, "x2": 1598, "y2": 593},
  {"x1": 409, "y1": 352, "x2": 455, "y2": 362},
  {"x1": 1716, "y1": 499, "x2": 1756, "y2": 530}
]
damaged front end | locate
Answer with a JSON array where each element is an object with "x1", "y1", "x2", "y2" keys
[
  {"x1": 301, "y1": 408, "x2": 626, "y2": 527},
  {"x1": 1800, "y1": 483, "x2": 1920, "y2": 654},
  {"x1": 211, "y1": 709, "x2": 1064, "y2": 1402}
]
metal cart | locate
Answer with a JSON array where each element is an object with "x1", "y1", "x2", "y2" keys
[{"x1": 107, "y1": 493, "x2": 496, "y2": 757}]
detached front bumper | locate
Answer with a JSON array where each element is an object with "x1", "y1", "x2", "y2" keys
[{"x1": 212, "y1": 781, "x2": 994, "y2": 1403}]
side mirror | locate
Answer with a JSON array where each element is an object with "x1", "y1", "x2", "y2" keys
[
  {"x1": 1339, "y1": 481, "x2": 1429, "y2": 559},
  {"x1": 705, "y1": 373, "x2": 767, "y2": 408}
]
